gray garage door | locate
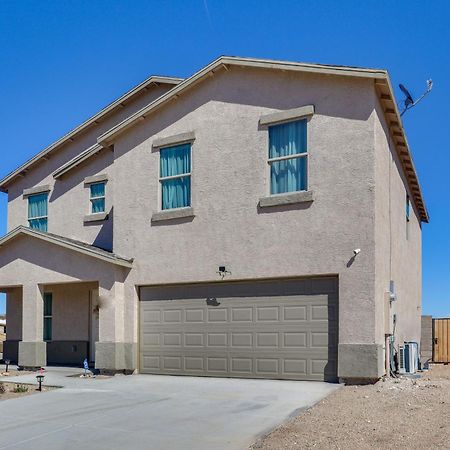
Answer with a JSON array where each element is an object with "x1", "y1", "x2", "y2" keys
[{"x1": 139, "y1": 278, "x2": 338, "y2": 381}]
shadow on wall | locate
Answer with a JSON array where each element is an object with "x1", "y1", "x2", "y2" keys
[
  {"x1": 49, "y1": 149, "x2": 113, "y2": 202},
  {"x1": 85, "y1": 207, "x2": 114, "y2": 251}
]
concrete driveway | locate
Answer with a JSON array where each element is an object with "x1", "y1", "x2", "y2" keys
[{"x1": 0, "y1": 367, "x2": 339, "y2": 450}]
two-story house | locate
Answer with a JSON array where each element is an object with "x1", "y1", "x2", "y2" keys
[{"x1": 0, "y1": 56, "x2": 428, "y2": 382}]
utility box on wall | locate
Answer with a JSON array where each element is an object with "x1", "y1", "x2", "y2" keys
[{"x1": 384, "y1": 292, "x2": 394, "y2": 335}]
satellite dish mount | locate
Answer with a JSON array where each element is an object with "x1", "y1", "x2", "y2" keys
[{"x1": 399, "y1": 79, "x2": 433, "y2": 116}]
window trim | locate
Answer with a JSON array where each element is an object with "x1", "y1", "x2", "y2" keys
[
  {"x1": 27, "y1": 192, "x2": 49, "y2": 232},
  {"x1": 259, "y1": 105, "x2": 314, "y2": 127},
  {"x1": 266, "y1": 118, "x2": 309, "y2": 197},
  {"x1": 158, "y1": 142, "x2": 192, "y2": 211}
]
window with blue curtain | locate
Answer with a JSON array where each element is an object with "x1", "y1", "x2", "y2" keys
[
  {"x1": 90, "y1": 182, "x2": 106, "y2": 213},
  {"x1": 160, "y1": 143, "x2": 191, "y2": 210},
  {"x1": 268, "y1": 119, "x2": 308, "y2": 195},
  {"x1": 28, "y1": 193, "x2": 48, "y2": 232}
]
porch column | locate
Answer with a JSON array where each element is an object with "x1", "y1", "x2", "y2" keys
[
  {"x1": 95, "y1": 276, "x2": 136, "y2": 372},
  {"x1": 18, "y1": 284, "x2": 46, "y2": 368}
]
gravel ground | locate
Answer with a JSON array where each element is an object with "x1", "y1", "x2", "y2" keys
[{"x1": 252, "y1": 365, "x2": 450, "y2": 450}]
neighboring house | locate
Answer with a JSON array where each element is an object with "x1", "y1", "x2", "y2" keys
[{"x1": 0, "y1": 56, "x2": 427, "y2": 382}]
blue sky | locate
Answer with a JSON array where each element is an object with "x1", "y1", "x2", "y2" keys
[{"x1": 0, "y1": 0, "x2": 448, "y2": 316}]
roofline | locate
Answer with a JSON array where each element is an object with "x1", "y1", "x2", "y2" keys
[
  {"x1": 374, "y1": 75, "x2": 429, "y2": 222},
  {"x1": 97, "y1": 56, "x2": 388, "y2": 146},
  {"x1": 0, "y1": 226, "x2": 134, "y2": 268},
  {"x1": 0, "y1": 75, "x2": 183, "y2": 191},
  {"x1": 97, "y1": 55, "x2": 428, "y2": 222}
]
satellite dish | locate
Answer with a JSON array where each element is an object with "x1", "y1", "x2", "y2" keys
[
  {"x1": 399, "y1": 79, "x2": 433, "y2": 116},
  {"x1": 399, "y1": 84, "x2": 414, "y2": 108}
]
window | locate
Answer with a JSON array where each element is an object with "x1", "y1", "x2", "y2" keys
[
  {"x1": 90, "y1": 182, "x2": 106, "y2": 214},
  {"x1": 268, "y1": 119, "x2": 307, "y2": 195},
  {"x1": 159, "y1": 143, "x2": 191, "y2": 210},
  {"x1": 28, "y1": 193, "x2": 48, "y2": 232},
  {"x1": 43, "y1": 292, "x2": 52, "y2": 341}
]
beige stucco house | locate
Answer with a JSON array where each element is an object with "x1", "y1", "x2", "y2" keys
[{"x1": 0, "y1": 56, "x2": 427, "y2": 382}]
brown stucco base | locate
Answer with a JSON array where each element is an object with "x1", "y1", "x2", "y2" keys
[
  {"x1": 47, "y1": 341, "x2": 89, "y2": 365},
  {"x1": 18, "y1": 341, "x2": 46, "y2": 369},
  {"x1": 338, "y1": 343, "x2": 385, "y2": 382},
  {"x1": 95, "y1": 342, "x2": 137, "y2": 372}
]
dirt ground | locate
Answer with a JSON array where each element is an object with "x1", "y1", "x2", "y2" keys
[
  {"x1": 252, "y1": 365, "x2": 450, "y2": 450},
  {"x1": 0, "y1": 370, "x2": 52, "y2": 401},
  {"x1": 0, "y1": 382, "x2": 42, "y2": 401}
]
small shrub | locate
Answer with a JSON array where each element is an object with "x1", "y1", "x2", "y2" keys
[
  {"x1": 0, "y1": 383, "x2": 5, "y2": 394},
  {"x1": 14, "y1": 384, "x2": 28, "y2": 393}
]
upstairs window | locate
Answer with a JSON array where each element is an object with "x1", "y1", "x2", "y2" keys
[
  {"x1": 43, "y1": 292, "x2": 52, "y2": 341},
  {"x1": 268, "y1": 119, "x2": 307, "y2": 195},
  {"x1": 160, "y1": 143, "x2": 191, "y2": 210},
  {"x1": 28, "y1": 193, "x2": 48, "y2": 232},
  {"x1": 90, "y1": 182, "x2": 106, "y2": 214}
]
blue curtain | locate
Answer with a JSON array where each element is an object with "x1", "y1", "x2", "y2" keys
[
  {"x1": 90, "y1": 183, "x2": 105, "y2": 213},
  {"x1": 160, "y1": 144, "x2": 191, "y2": 209},
  {"x1": 269, "y1": 120, "x2": 307, "y2": 194},
  {"x1": 28, "y1": 193, "x2": 48, "y2": 232}
]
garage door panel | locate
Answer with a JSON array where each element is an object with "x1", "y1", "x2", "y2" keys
[{"x1": 140, "y1": 278, "x2": 338, "y2": 381}]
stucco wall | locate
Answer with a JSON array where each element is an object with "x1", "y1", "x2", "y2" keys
[
  {"x1": 5, "y1": 287, "x2": 22, "y2": 341},
  {"x1": 6, "y1": 83, "x2": 173, "y2": 248},
  {"x1": 111, "y1": 67, "x2": 379, "y2": 360},
  {"x1": 374, "y1": 96, "x2": 422, "y2": 356},
  {"x1": 49, "y1": 282, "x2": 95, "y2": 341}
]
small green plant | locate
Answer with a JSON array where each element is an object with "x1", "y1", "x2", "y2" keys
[
  {"x1": 0, "y1": 383, "x2": 5, "y2": 394},
  {"x1": 14, "y1": 384, "x2": 29, "y2": 393}
]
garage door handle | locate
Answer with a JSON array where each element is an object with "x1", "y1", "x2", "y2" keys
[{"x1": 206, "y1": 297, "x2": 221, "y2": 307}]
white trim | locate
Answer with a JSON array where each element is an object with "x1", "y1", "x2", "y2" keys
[{"x1": 268, "y1": 152, "x2": 308, "y2": 163}]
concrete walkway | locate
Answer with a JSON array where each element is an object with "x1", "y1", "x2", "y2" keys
[{"x1": 0, "y1": 366, "x2": 339, "y2": 450}]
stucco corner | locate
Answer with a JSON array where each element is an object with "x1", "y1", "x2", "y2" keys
[{"x1": 338, "y1": 343, "x2": 385, "y2": 381}]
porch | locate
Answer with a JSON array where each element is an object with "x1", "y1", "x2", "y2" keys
[
  {"x1": 0, "y1": 226, "x2": 135, "y2": 371},
  {"x1": 3, "y1": 282, "x2": 99, "y2": 366}
]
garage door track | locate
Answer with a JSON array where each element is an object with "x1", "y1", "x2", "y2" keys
[{"x1": 0, "y1": 367, "x2": 339, "y2": 450}]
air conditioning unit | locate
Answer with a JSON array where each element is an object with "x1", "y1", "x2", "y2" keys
[{"x1": 398, "y1": 342, "x2": 419, "y2": 374}]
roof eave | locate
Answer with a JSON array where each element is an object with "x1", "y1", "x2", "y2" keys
[
  {"x1": 374, "y1": 75, "x2": 429, "y2": 223},
  {"x1": 0, "y1": 75, "x2": 183, "y2": 191},
  {"x1": 0, "y1": 226, "x2": 134, "y2": 268}
]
